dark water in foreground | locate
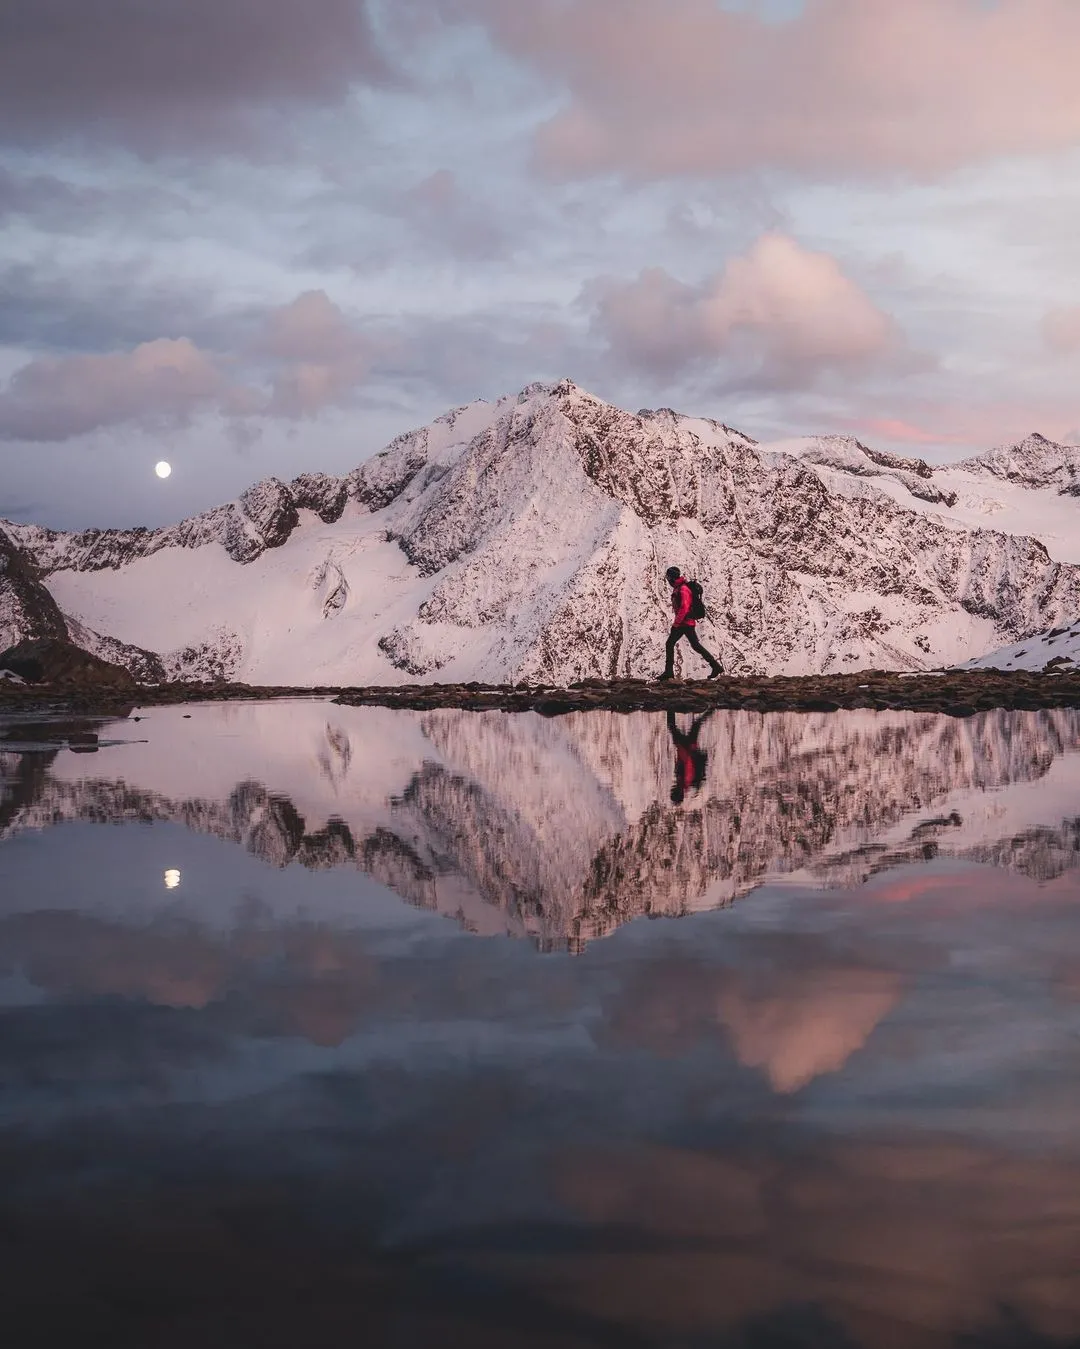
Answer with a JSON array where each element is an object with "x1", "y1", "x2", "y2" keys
[{"x1": 3, "y1": 699, "x2": 1080, "y2": 1348}]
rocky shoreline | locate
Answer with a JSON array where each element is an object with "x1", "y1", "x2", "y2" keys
[{"x1": 2, "y1": 669, "x2": 1080, "y2": 717}]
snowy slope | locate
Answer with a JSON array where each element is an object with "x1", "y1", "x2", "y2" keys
[
  {"x1": 5, "y1": 381, "x2": 1080, "y2": 684},
  {"x1": 770, "y1": 431, "x2": 1080, "y2": 565},
  {"x1": 958, "y1": 619, "x2": 1080, "y2": 672}
]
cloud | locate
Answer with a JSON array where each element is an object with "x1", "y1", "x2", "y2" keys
[
  {"x1": 396, "y1": 169, "x2": 509, "y2": 260},
  {"x1": 1043, "y1": 305, "x2": 1080, "y2": 354},
  {"x1": 549, "y1": 1135, "x2": 1080, "y2": 1344},
  {"x1": 842, "y1": 416, "x2": 970, "y2": 447},
  {"x1": 590, "y1": 233, "x2": 897, "y2": 385},
  {"x1": 453, "y1": 0, "x2": 1080, "y2": 180},
  {"x1": 0, "y1": 167, "x2": 100, "y2": 224},
  {"x1": 0, "y1": 260, "x2": 247, "y2": 356},
  {"x1": 0, "y1": 290, "x2": 389, "y2": 441},
  {"x1": 0, "y1": 0, "x2": 391, "y2": 154},
  {"x1": 832, "y1": 392, "x2": 1080, "y2": 459},
  {"x1": 716, "y1": 967, "x2": 903, "y2": 1094},
  {"x1": 0, "y1": 337, "x2": 230, "y2": 442},
  {"x1": 258, "y1": 289, "x2": 364, "y2": 366},
  {"x1": 256, "y1": 290, "x2": 382, "y2": 418}
]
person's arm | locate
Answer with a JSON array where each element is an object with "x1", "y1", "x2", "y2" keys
[{"x1": 673, "y1": 583, "x2": 691, "y2": 626}]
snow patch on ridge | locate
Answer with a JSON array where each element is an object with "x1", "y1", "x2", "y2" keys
[{"x1": 959, "y1": 619, "x2": 1080, "y2": 673}]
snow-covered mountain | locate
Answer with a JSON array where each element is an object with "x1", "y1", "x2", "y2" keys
[
  {"x1": 4, "y1": 380, "x2": 1080, "y2": 684},
  {"x1": 4, "y1": 702, "x2": 1080, "y2": 949},
  {"x1": 771, "y1": 429, "x2": 1080, "y2": 565}
]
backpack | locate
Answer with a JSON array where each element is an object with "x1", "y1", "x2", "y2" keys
[{"x1": 687, "y1": 579, "x2": 707, "y2": 621}]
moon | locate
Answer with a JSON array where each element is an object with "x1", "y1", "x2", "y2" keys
[{"x1": 155, "y1": 460, "x2": 172, "y2": 480}]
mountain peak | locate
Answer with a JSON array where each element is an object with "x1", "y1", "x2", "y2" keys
[{"x1": 958, "y1": 432, "x2": 1080, "y2": 493}]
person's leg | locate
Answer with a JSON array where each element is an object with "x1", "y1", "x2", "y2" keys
[
  {"x1": 685, "y1": 626, "x2": 722, "y2": 675},
  {"x1": 661, "y1": 627, "x2": 683, "y2": 678}
]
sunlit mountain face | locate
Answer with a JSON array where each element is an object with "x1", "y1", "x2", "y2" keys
[
  {"x1": 7, "y1": 384, "x2": 1080, "y2": 686},
  {"x1": 4, "y1": 699, "x2": 1080, "y2": 1346}
]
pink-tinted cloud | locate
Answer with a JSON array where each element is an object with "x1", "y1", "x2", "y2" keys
[
  {"x1": 0, "y1": 291, "x2": 384, "y2": 441},
  {"x1": 842, "y1": 396, "x2": 1080, "y2": 457},
  {"x1": 843, "y1": 417, "x2": 970, "y2": 447},
  {"x1": 1043, "y1": 306, "x2": 1080, "y2": 354},
  {"x1": 258, "y1": 290, "x2": 378, "y2": 418},
  {"x1": 716, "y1": 968, "x2": 903, "y2": 1094},
  {"x1": 591, "y1": 232, "x2": 897, "y2": 384},
  {"x1": 0, "y1": 0, "x2": 390, "y2": 153},
  {"x1": 0, "y1": 338, "x2": 230, "y2": 442},
  {"x1": 455, "y1": 0, "x2": 1080, "y2": 179},
  {"x1": 258, "y1": 290, "x2": 364, "y2": 366}
]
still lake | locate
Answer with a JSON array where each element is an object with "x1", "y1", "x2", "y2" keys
[{"x1": 3, "y1": 699, "x2": 1080, "y2": 1348}]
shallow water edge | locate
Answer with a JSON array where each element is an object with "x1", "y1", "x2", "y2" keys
[{"x1": 2, "y1": 667, "x2": 1080, "y2": 717}]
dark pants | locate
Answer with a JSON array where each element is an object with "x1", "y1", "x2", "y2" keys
[{"x1": 664, "y1": 624, "x2": 720, "y2": 676}]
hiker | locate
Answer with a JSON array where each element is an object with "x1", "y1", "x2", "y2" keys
[
  {"x1": 659, "y1": 566, "x2": 722, "y2": 681},
  {"x1": 667, "y1": 709, "x2": 713, "y2": 804}
]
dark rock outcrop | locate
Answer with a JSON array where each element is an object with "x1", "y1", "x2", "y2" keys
[
  {"x1": 0, "y1": 638, "x2": 135, "y2": 688},
  {"x1": 0, "y1": 525, "x2": 69, "y2": 649}
]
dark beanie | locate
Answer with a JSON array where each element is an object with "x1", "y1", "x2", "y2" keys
[{"x1": 665, "y1": 566, "x2": 681, "y2": 583}]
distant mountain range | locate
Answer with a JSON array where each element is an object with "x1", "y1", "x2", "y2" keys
[{"x1": 3, "y1": 380, "x2": 1080, "y2": 683}]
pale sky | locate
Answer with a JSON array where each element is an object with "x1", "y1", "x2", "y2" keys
[{"x1": 2, "y1": 0, "x2": 1080, "y2": 528}]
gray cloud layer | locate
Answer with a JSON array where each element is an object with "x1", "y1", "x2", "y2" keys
[
  {"x1": 2, "y1": 0, "x2": 1080, "y2": 526},
  {"x1": 0, "y1": 0, "x2": 391, "y2": 152}
]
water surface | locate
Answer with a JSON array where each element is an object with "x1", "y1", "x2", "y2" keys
[{"x1": 3, "y1": 700, "x2": 1080, "y2": 1347}]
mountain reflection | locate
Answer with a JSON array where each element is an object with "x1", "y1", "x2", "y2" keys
[
  {"x1": 6, "y1": 703, "x2": 1080, "y2": 1346},
  {"x1": 4, "y1": 702, "x2": 1080, "y2": 947}
]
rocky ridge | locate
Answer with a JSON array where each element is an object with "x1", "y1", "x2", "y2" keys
[
  {"x1": 4, "y1": 382, "x2": 1080, "y2": 683},
  {"x1": 0, "y1": 525, "x2": 68, "y2": 647},
  {"x1": 771, "y1": 435, "x2": 958, "y2": 507},
  {"x1": 957, "y1": 432, "x2": 1080, "y2": 494}
]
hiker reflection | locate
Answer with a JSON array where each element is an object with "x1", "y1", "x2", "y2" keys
[{"x1": 667, "y1": 709, "x2": 713, "y2": 805}]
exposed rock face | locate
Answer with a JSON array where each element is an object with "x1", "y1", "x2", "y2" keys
[
  {"x1": 6, "y1": 382, "x2": 1080, "y2": 685},
  {"x1": 63, "y1": 616, "x2": 167, "y2": 685},
  {"x1": 288, "y1": 472, "x2": 349, "y2": 524},
  {"x1": 786, "y1": 435, "x2": 956, "y2": 505},
  {"x1": 8, "y1": 472, "x2": 344, "y2": 575},
  {"x1": 367, "y1": 384, "x2": 1080, "y2": 681},
  {"x1": 0, "y1": 525, "x2": 68, "y2": 650},
  {"x1": 958, "y1": 432, "x2": 1080, "y2": 494}
]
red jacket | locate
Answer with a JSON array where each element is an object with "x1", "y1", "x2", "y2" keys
[
  {"x1": 671, "y1": 577, "x2": 695, "y2": 627},
  {"x1": 675, "y1": 741, "x2": 695, "y2": 789}
]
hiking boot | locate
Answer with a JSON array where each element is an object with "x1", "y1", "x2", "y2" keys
[
  {"x1": 707, "y1": 665, "x2": 723, "y2": 680},
  {"x1": 657, "y1": 671, "x2": 675, "y2": 682}
]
